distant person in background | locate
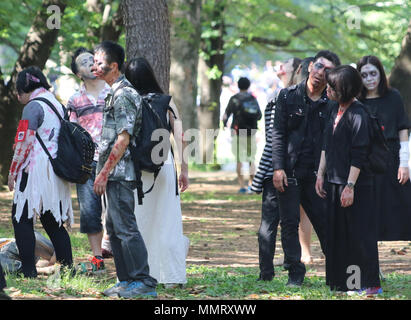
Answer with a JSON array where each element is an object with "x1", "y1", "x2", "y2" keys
[
  {"x1": 67, "y1": 47, "x2": 111, "y2": 274},
  {"x1": 223, "y1": 77, "x2": 262, "y2": 193},
  {"x1": 251, "y1": 57, "x2": 301, "y2": 281},
  {"x1": 357, "y1": 55, "x2": 411, "y2": 241},
  {"x1": 294, "y1": 57, "x2": 316, "y2": 265}
]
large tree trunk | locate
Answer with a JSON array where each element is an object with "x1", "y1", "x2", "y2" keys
[
  {"x1": 122, "y1": 0, "x2": 170, "y2": 93},
  {"x1": 389, "y1": 18, "x2": 411, "y2": 119},
  {"x1": 198, "y1": 0, "x2": 225, "y2": 164},
  {"x1": 0, "y1": 0, "x2": 67, "y2": 183},
  {"x1": 169, "y1": 0, "x2": 202, "y2": 131}
]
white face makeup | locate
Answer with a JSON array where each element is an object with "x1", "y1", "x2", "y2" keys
[
  {"x1": 360, "y1": 63, "x2": 380, "y2": 92},
  {"x1": 76, "y1": 52, "x2": 96, "y2": 80}
]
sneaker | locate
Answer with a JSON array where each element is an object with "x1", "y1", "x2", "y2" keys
[
  {"x1": 78, "y1": 256, "x2": 105, "y2": 275},
  {"x1": 103, "y1": 281, "x2": 130, "y2": 297},
  {"x1": 246, "y1": 186, "x2": 254, "y2": 194},
  {"x1": 118, "y1": 281, "x2": 157, "y2": 299},
  {"x1": 347, "y1": 287, "x2": 383, "y2": 296},
  {"x1": 238, "y1": 188, "x2": 247, "y2": 194}
]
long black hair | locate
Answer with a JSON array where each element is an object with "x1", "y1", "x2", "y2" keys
[
  {"x1": 125, "y1": 57, "x2": 164, "y2": 95},
  {"x1": 356, "y1": 55, "x2": 389, "y2": 100},
  {"x1": 16, "y1": 66, "x2": 51, "y2": 95}
]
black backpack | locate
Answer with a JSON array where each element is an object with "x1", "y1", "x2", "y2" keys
[
  {"x1": 237, "y1": 94, "x2": 261, "y2": 131},
  {"x1": 111, "y1": 85, "x2": 178, "y2": 205},
  {"x1": 360, "y1": 104, "x2": 390, "y2": 174},
  {"x1": 32, "y1": 97, "x2": 95, "y2": 184}
]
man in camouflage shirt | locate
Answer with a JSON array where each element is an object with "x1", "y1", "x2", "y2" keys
[{"x1": 92, "y1": 41, "x2": 157, "y2": 299}]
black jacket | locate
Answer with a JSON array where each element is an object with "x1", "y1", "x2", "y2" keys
[
  {"x1": 324, "y1": 100, "x2": 372, "y2": 186},
  {"x1": 271, "y1": 80, "x2": 336, "y2": 173}
]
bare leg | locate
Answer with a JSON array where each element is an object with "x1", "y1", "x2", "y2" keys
[
  {"x1": 248, "y1": 162, "x2": 256, "y2": 186},
  {"x1": 236, "y1": 162, "x2": 245, "y2": 189},
  {"x1": 299, "y1": 206, "x2": 313, "y2": 264},
  {"x1": 88, "y1": 231, "x2": 103, "y2": 257}
]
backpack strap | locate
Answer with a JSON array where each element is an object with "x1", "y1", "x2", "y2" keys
[
  {"x1": 31, "y1": 97, "x2": 68, "y2": 121},
  {"x1": 31, "y1": 97, "x2": 64, "y2": 162}
]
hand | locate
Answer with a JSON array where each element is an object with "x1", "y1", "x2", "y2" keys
[
  {"x1": 273, "y1": 169, "x2": 288, "y2": 192},
  {"x1": 397, "y1": 167, "x2": 409, "y2": 185},
  {"x1": 8, "y1": 174, "x2": 15, "y2": 192},
  {"x1": 179, "y1": 171, "x2": 189, "y2": 193},
  {"x1": 93, "y1": 173, "x2": 108, "y2": 196},
  {"x1": 340, "y1": 186, "x2": 354, "y2": 207},
  {"x1": 315, "y1": 176, "x2": 327, "y2": 199}
]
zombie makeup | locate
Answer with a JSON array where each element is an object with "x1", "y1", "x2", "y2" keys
[
  {"x1": 76, "y1": 52, "x2": 96, "y2": 80},
  {"x1": 92, "y1": 51, "x2": 112, "y2": 79},
  {"x1": 309, "y1": 57, "x2": 335, "y2": 88},
  {"x1": 360, "y1": 63, "x2": 380, "y2": 93}
]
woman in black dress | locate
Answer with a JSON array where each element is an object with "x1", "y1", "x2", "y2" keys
[
  {"x1": 315, "y1": 65, "x2": 381, "y2": 294},
  {"x1": 357, "y1": 55, "x2": 411, "y2": 241}
]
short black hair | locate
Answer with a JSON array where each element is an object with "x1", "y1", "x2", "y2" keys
[
  {"x1": 125, "y1": 57, "x2": 164, "y2": 95},
  {"x1": 237, "y1": 77, "x2": 250, "y2": 90},
  {"x1": 300, "y1": 57, "x2": 314, "y2": 79},
  {"x1": 16, "y1": 66, "x2": 51, "y2": 95},
  {"x1": 326, "y1": 65, "x2": 362, "y2": 103},
  {"x1": 314, "y1": 50, "x2": 341, "y2": 67},
  {"x1": 94, "y1": 40, "x2": 125, "y2": 72},
  {"x1": 71, "y1": 47, "x2": 93, "y2": 75}
]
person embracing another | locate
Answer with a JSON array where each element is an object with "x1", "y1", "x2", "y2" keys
[
  {"x1": 271, "y1": 50, "x2": 340, "y2": 287},
  {"x1": 67, "y1": 47, "x2": 111, "y2": 274},
  {"x1": 315, "y1": 65, "x2": 381, "y2": 295},
  {"x1": 92, "y1": 41, "x2": 157, "y2": 299}
]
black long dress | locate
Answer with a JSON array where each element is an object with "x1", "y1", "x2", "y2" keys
[
  {"x1": 363, "y1": 89, "x2": 411, "y2": 241},
  {"x1": 324, "y1": 101, "x2": 380, "y2": 291}
]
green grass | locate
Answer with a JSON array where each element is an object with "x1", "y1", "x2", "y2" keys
[{"x1": 4, "y1": 265, "x2": 410, "y2": 300}]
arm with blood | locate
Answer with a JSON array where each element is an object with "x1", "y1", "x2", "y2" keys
[
  {"x1": 93, "y1": 131, "x2": 130, "y2": 195},
  {"x1": 8, "y1": 124, "x2": 36, "y2": 191}
]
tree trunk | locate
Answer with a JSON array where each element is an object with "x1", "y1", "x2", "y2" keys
[
  {"x1": 122, "y1": 0, "x2": 170, "y2": 93},
  {"x1": 389, "y1": 18, "x2": 411, "y2": 119},
  {"x1": 86, "y1": 0, "x2": 124, "y2": 42},
  {"x1": 0, "y1": 0, "x2": 67, "y2": 183},
  {"x1": 169, "y1": 0, "x2": 202, "y2": 131},
  {"x1": 198, "y1": 0, "x2": 225, "y2": 164}
]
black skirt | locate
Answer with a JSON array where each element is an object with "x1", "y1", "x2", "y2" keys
[
  {"x1": 374, "y1": 142, "x2": 411, "y2": 241},
  {"x1": 325, "y1": 183, "x2": 380, "y2": 291}
]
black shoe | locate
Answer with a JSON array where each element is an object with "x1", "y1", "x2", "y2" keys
[
  {"x1": 257, "y1": 275, "x2": 273, "y2": 282},
  {"x1": 0, "y1": 289, "x2": 11, "y2": 300},
  {"x1": 286, "y1": 276, "x2": 304, "y2": 287}
]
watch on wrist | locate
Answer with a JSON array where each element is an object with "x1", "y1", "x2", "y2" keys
[{"x1": 346, "y1": 182, "x2": 355, "y2": 190}]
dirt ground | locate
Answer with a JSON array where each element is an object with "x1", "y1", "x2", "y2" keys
[
  {"x1": 0, "y1": 170, "x2": 410, "y2": 280},
  {"x1": 183, "y1": 171, "x2": 411, "y2": 277}
]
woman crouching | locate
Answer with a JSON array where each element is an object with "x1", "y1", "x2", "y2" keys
[{"x1": 315, "y1": 65, "x2": 381, "y2": 295}]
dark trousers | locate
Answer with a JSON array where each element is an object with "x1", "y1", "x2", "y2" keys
[
  {"x1": 105, "y1": 180, "x2": 157, "y2": 288},
  {"x1": 258, "y1": 178, "x2": 280, "y2": 279},
  {"x1": 0, "y1": 264, "x2": 6, "y2": 290},
  {"x1": 12, "y1": 170, "x2": 73, "y2": 278},
  {"x1": 12, "y1": 202, "x2": 73, "y2": 278},
  {"x1": 277, "y1": 170, "x2": 327, "y2": 278}
]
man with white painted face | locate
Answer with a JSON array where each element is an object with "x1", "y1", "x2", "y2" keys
[
  {"x1": 67, "y1": 48, "x2": 111, "y2": 274},
  {"x1": 92, "y1": 41, "x2": 157, "y2": 298},
  {"x1": 272, "y1": 50, "x2": 340, "y2": 287}
]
